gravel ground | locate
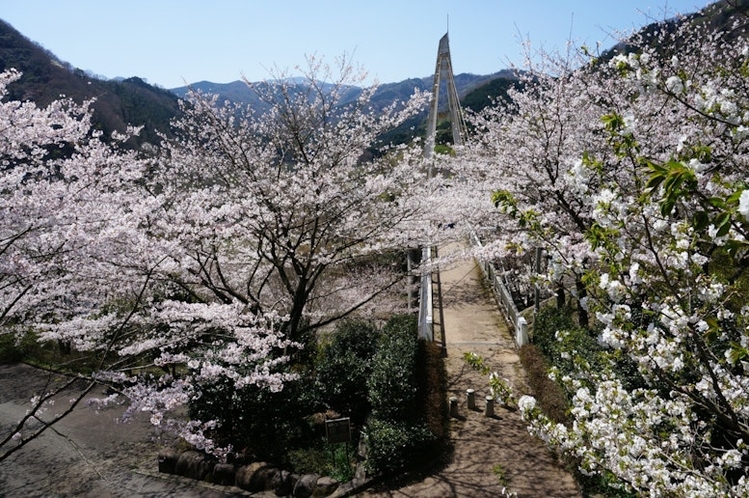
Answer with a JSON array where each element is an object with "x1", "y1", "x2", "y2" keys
[{"x1": 0, "y1": 363, "x2": 245, "y2": 497}]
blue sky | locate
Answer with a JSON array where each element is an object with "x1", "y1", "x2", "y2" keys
[{"x1": 2, "y1": 1, "x2": 707, "y2": 89}]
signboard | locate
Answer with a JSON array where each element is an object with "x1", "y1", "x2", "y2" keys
[{"x1": 325, "y1": 417, "x2": 351, "y2": 445}]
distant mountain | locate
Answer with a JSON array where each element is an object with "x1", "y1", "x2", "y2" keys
[
  {"x1": 0, "y1": 14, "x2": 522, "y2": 149},
  {"x1": 170, "y1": 70, "x2": 516, "y2": 115},
  {"x1": 171, "y1": 80, "x2": 265, "y2": 109},
  {"x1": 0, "y1": 19, "x2": 181, "y2": 146},
  {"x1": 168, "y1": 70, "x2": 519, "y2": 149}
]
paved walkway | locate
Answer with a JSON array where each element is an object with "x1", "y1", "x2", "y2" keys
[{"x1": 360, "y1": 249, "x2": 581, "y2": 497}]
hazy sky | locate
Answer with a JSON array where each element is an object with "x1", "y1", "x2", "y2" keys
[{"x1": 2, "y1": 1, "x2": 708, "y2": 89}]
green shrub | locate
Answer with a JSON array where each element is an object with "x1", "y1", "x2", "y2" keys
[
  {"x1": 530, "y1": 306, "x2": 639, "y2": 496},
  {"x1": 363, "y1": 314, "x2": 447, "y2": 476},
  {"x1": 314, "y1": 319, "x2": 381, "y2": 424},
  {"x1": 532, "y1": 306, "x2": 606, "y2": 389},
  {"x1": 532, "y1": 306, "x2": 586, "y2": 360},
  {"x1": 287, "y1": 442, "x2": 355, "y2": 481},
  {"x1": 186, "y1": 312, "x2": 445, "y2": 476},
  {"x1": 533, "y1": 305, "x2": 645, "y2": 392},
  {"x1": 188, "y1": 376, "x2": 313, "y2": 464},
  {"x1": 363, "y1": 418, "x2": 438, "y2": 475},
  {"x1": 367, "y1": 314, "x2": 420, "y2": 421},
  {"x1": 0, "y1": 331, "x2": 37, "y2": 363}
]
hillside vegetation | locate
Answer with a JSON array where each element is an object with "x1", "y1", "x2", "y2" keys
[{"x1": 0, "y1": 19, "x2": 181, "y2": 145}]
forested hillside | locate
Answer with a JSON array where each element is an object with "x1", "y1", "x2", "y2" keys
[{"x1": 0, "y1": 20, "x2": 181, "y2": 145}]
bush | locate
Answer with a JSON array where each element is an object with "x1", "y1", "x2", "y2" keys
[
  {"x1": 364, "y1": 419, "x2": 438, "y2": 476},
  {"x1": 287, "y1": 442, "x2": 355, "y2": 482},
  {"x1": 0, "y1": 331, "x2": 37, "y2": 363},
  {"x1": 530, "y1": 305, "x2": 638, "y2": 496},
  {"x1": 186, "y1": 312, "x2": 446, "y2": 476},
  {"x1": 532, "y1": 306, "x2": 605, "y2": 389},
  {"x1": 367, "y1": 314, "x2": 420, "y2": 421},
  {"x1": 363, "y1": 314, "x2": 446, "y2": 476},
  {"x1": 533, "y1": 305, "x2": 645, "y2": 393},
  {"x1": 188, "y1": 376, "x2": 313, "y2": 464},
  {"x1": 532, "y1": 306, "x2": 589, "y2": 360},
  {"x1": 314, "y1": 319, "x2": 381, "y2": 424}
]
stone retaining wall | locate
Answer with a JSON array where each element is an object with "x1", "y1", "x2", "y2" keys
[{"x1": 158, "y1": 449, "x2": 344, "y2": 497}]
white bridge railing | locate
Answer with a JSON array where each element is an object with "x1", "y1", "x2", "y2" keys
[{"x1": 417, "y1": 246, "x2": 434, "y2": 342}]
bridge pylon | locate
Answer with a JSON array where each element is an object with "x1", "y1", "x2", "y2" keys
[{"x1": 424, "y1": 32, "x2": 468, "y2": 159}]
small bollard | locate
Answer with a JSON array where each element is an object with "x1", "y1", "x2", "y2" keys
[
  {"x1": 449, "y1": 396, "x2": 458, "y2": 417},
  {"x1": 484, "y1": 395, "x2": 494, "y2": 417},
  {"x1": 466, "y1": 389, "x2": 476, "y2": 410},
  {"x1": 516, "y1": 316, "x2": 529, "y2": 347}
]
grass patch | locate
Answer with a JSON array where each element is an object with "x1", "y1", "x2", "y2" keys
[{"x1": 492, "y1": 462, "x2": 508, "y2": 486}]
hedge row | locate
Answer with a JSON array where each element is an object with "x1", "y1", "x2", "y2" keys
[{"x1": 365, "y1": 314, "x2": 446, "y2": 476}]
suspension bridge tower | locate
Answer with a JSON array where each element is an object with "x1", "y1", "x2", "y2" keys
[
  {"x1": 424, "y1": 32, "x2": 468, "y2": 159},
  {"x1": 417, "y1": 32, "x2": 466, "y2": 346}
]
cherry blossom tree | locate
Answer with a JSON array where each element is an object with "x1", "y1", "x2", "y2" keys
[
  {"x1": 448, "y1": 46, "x2": 625, "y2": 324},
  {"x1": 0, "y1": 67, "x2": 157, "y2": 460},
  {"x1": 1, "y1": 68, "x2": 92, "y2": 328},
  {"x1": 0, "y1": 67, "x2": 298, "y2": 461},
  {"x1": 141, "y1": 56, "x2": 431, "y2": 345},
  {"x1": 460, "y1": 11, "x2": 749, "y2": 496},
  {"x1": 91, "y1": 57, "x2": 440, "y2": 457},
  {"x1": 0, "y1": 53, "x2": 441, "y2": 462}
]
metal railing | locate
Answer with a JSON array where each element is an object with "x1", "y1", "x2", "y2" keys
[
  {"x1": 469, "y1": 233, "x2": 529, "y2": 347},
  {"x1": 417, "y1": 246, "x2": 434, "y2": 342}
]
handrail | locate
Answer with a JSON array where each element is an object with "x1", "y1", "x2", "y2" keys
[
  {"x1": 417, "y1": 246, "x2": 434, "y2": 341},
  {"x1": 468, "y1": 233, "x2": 529, "y2": 347}
]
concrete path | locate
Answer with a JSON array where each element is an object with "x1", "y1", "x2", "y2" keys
[{"x1": 360, "y1": 250, "x2": 581, "y2": 498}]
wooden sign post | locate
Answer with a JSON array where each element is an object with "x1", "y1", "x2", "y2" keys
[{"x1": 325, "y1": 417, "x2": 352, "y2": 473}]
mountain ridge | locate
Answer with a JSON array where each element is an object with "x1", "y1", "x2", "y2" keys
[
  {"x1": 0, "y1": 14, "x2": 517, "y2": 147},
  {"x1": 169, "y1": 70, "x2": 516, "y2": 114},
  {"x1": 0, "y1": 19, "x2": 181, "y2": 146}
]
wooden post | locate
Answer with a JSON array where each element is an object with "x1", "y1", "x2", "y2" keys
[{"x1": 449, "y1": 396, "x2": 458, "y2": 417}]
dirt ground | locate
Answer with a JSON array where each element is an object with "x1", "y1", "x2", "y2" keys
[{"x1": 0, "y1": 250, "x2": 582, "y2": 498}]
